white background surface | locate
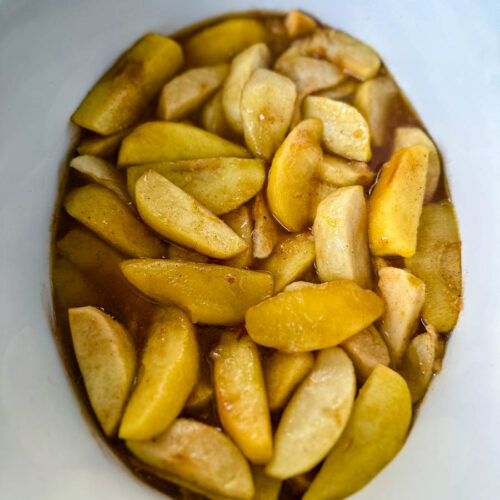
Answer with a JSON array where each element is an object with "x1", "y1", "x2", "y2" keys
[{"x1": 1, "y1": 0, "x2": 499, "y2": 499}]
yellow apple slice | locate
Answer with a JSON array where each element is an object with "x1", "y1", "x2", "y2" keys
[
  {"x1": 222, "y1": 206, "x2": 254, "y2": 269},
  {"x1": 259, "y1": 232, "x2": 315, "y2": 293},
  {"x1": 69, "y1": 155, "x2": 129, "y2": 203},
  {"x1": 313, "y1": 79, "x2": 358, "y2": 100},
  {"x1": 252, "y1": 191, "x2": 280, "y2": 259},
  {"x1": 158, "y1": 64, "x2": 229, "y2": 121},
  {"x1": 368, "y1": 145, "x2": 429, "y2": 257},
  {"x1": 304, "y1": 365, "x2": 412, "y2": 500},
  {"x1": 127, "y1": 157, "x2": 265, "y2": 215},
  {"x1": 184, "y1": 18, "x2": 267, "y2": 66},
  {"x1": 135, "y1": 170, "x2": 246, "y2": 259},
  {"x1": 267, "y1": 119, "x2": 323, "y2": 231},
  {"x1": 212, "y1": 331, "x2": 273, "y2": 464},
  {"x1": 303, "y1": 96, "x2": 371, "y2": 161},
  {"x1": 245, "y1": 280, "x2": 384, "y2": 352},
  {"x1": 241, "y1": 69, "x2": 297, "y2": 160},
  {"x1": 72, "y1": 34, "x2": 183, "y2": 134},
  {"x1": 222, "y1": 43, "x2": 271, "y2": 133},
  {"x1": 317, "y1": 155, "x2": 374, "y2": 187},
  {"x1": 341, "y1": 325, "x2": 390, "y2": 381},
  {"x1": 314, "y1": 186, "x2": 372, "y2": 287},
  {"x1": 266, "y1": 347, "x2": 355, "y2": 478},
  {"x1": 377, "y1": 267, "x2": 426, "y2": 365},
  {"x1": 68, "y1": 307, "x2": 136, "y2": 436},
  {"x1": 393, "y1": 127, "x2": 441, "y2": 203},
  {"x1": 127, "y1": 418, "x2": 254, "y2": 500},
  {"x1": 167, "y1": 245, "x2": 209, "y2": 263},
  {"x1": 121, "y1": 259, "x2": 273, "y2": 325},
  {"x1": 117, "y1": 121, "x2": 249, "y2": 167},
  {"x1": 310, "y1": 180, "x2": 338, "y2": 219},
  {"x1": 119, "y1": 307, "x2": 198, "y2": 440},
  {"x1": 252, "y1": 467, "x2": 282, "y2": 500},
  {"x1": 201, "y1": 90, "x2": 233, "y2": 138},
  {"x1": 284, "y1": 10, "x2": 317, "y2": 38},
  {"x1": 405, "y1": 202, "x2": 462, "y2": 332},
  {"x1": 265, "y1": 351, "x2": 315, "y2": 411},
  {"x1": 77, "y1": 128, "x2": 130, "y2": 157},
  {"x1": 63, "y1": 184, "x2": 167, "y2": 258}
]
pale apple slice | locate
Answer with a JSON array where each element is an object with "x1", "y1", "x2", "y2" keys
[
  {"x1": 284, "y1": 10, "x2": 317, "y2": 38},
  {"x1": 393, "y1": 126, "x2": 441, "y2": 203},
  {"x1": 377, "y1": 267, "x2": 426, "y2": 366},
  {"x1": 341, "y1": 325, "x2": 390, "y2": 381},
  {"x1": 313, "y1": 79, "x2": 358, "y2": 100},
  {"x1": 77, "y1": 128, "x2": 130, "y2": 157},
  {"x1": 267, "y1": 119, "x2": 323, "y2": 231},
  {"x1": 68, "y1": 307, "x2": 136, "y2": 436},
  {"x1": 222, "y1": 43, "x2": 271, "y2": 133},
  {"x1": 221, "y1": 205, "x2": 254, "y2": 269},
  {"x1": 69, "y1": 155, "x2": 129, "y2": 203},
  {"x1": 184, "y1": 18, "x2": 266, "y2": 66},
  {"x1": 354, "y1": 76, "x2": 398, "y2": 146},
  {"x1": 63, "y1": 184, "x2": 167, "y2": 258},
  {"x1": 241, "y1": 69, "x2": 297, "y2": 160},
  {"x1": 135, "y1": 170, "x2": 246, "y2": 259},
  {"x1": 119, "y1": 307, "x2": 198, "y2": 440},
  {"x1": 265, "y1": 351, "x2": 315, "y2": 411},
  {"x1": 121, "y1": 259, "x2": 273, "y2": 325},
  {"x1": 252, "y1": 191, "x2": 280, "y2": 259},
  {"x1": 245, "y1": 280, "x2": 384, "y2": 352},
  {"x1": 126, "y1": 418, "x2": 254, "y2": 500},
  {"x1": 317, "y1": 155, "x2": 374, "y2": 187},
  {"x1": 212, "y1": 331, "x2": 273, "y2": 464},
  {"x1": 314, "y1": 186, "x2": 372, "y2": 288},
  {"x1": 201, "y1": 90, "x2": 233, "y2": 138},
  {"x1": 252, "y1": 466, "x2": 282, "y2": 500},
  {"x1": 127, "y1": 157, "x2": 265, "y2": 215},
  {"x1": 158, "y1": 64, "x2": 228, "y2": 121},
  {"x1": 303, "y1": 96, "x2": 371, "y2": 161},
  {"x1": 310, "y1": 181, "x2": 337, "y2": 219},
  {"x1": 304, "y1": 365, "x2": 412, "y2": 500},
  {"x1": 117, "y1": 121, "x2": 249, "y2": 167},
  {"x1": 282, "y1": 280, "x2": 314, "y2": 292},
  {"x1": 266, "y1": 347, "x2": 355, "y2": 479},
  {"x1": 368, "y1": 145, "x2": 429, "y2": 257},
  {"x1": 259, "y1": 232, "x2": 315, "y2": 293}
]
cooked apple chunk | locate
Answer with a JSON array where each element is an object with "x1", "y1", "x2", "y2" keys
[
  {"x1": 317, "y1": 155, "x2": 374, "y2": 187},
  {"x1": 405, "y1": 202, "x2": 462, "y2": 332},
  {"x1": 267, "y1": 119, "x2": 323, "y2": 231},
  {"x1": 354, "y1": 76, "x2": 398, "y2": 146},
  {"x1": 117, "y1": 122, "x2": 249, "y2": 167},
  {"x1": 157, "y1": 64, "x2": 228, "y2": 121},
  {"x1": 222, "y1": 43, "x2": 271, "y2": 133},
  {"x1": 184, "y1": 18, "x2": 267, "y2": 66},
  {"x1": 304, "y1": 366, "x2": 412, "y2": 500},
  {"x1": 377, "y1": 267, "x2": 426, "y2": 365},
  {"x1": 69, "y1": 155, "x2": 129, "y2": 203},
  {"x1": 126, "y1": 419, "x2": 254, "y2": 500},
  {"x1": 127, "y1": 157, "x2": 265, "y2": 215},
  {"x1": 252, "y1": 192, "x2": 281, "y2": 259},
  {"x1": 63, "y1": 184, "x2": 167, "y2": 258},
  {"x1": 241, "y1": 69, "x2": 297, "y2": 160},
  {"x1": 72, "y1": 34, "x2": 183, "y2": 134},
  {"x1": 68, "y1": 307, "x2": 136, "y2": 436},
  {"x1": 314, "y1": 79, "x2": 358, "y2": 100},
  {"x1": 303, "y1": 96, "x2": 371, "y2": 161},
  {"x1": 259, "y1": 232, "x2": 315, "y2": 293},
  {"x1": 393, "y1": 126, "x2": 441, "y2": 203},
  {"x1": 221, "y1": 206, "x2": 254, "y2": 269},
  {"x1": 265, "y1": 351, "x2": 315, "y2": 411},
  {"x1": 119, "y1": 307, "x2": 198, "y2": 440},
  {"x1": 314, "y1": 186, "x2": 372, "y2": 288},
  {"x1": 252, "y1": 467, "x2": 282, "y2": 500},
  {"x1": 76, "y1": 128, "x2": 130, "y2": 157},
  {"x1": 135, "y1": 170, "x2": 246, "y2": 259},
  {"x1": 121, "y1": 259, "x2": 273, "y2": 325},
  {"x1": 212, "y1": 331, "x2": 273, "y2": 464},
  {"x1": 284, "y1": 10, "x2": 317, "y2": 38},
  {"x1": 201, "y1": 90, "x2": 233, "y2": 138},
  {"x1": 266, "y1": 348, "x2": 355, "y2": 479},
  {"x1": 310, "y1": 181, "x2": 338, "y2": 219},
  {"x1": 368, "y1": 145, "x2": 429, "y2": 257},
  {"x1": 245, "y1": 280, "x2": 384, "y2": 352}
]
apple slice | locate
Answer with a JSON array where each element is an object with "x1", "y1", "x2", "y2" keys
[
  {"x1": 252, "y1": 467, "x2": 282, "y2": 500},
  {"x1": 68, "y1": 307, "x2": 136, "y2": 436},
  {"x1": 314, "y1": 186, "x2": 372, "y2": 288},
  {"x1": 252, "y1": 191, "x2": 280, "y2": 259},
  {"x1": 135, "y1": 170, "x2": 246, "y2": 259},
  {"x1": 119, "y1": 307, "x2": 198, "y2": 440},
  {"x1": 266, "y1": 348, "x2": 355, "y2": 479},
  {"x1": 121, "y1": 259, "x2": 273, "y2": 325},
  {"x1": 245, "y1": 280, "x2": 384, "y2": 352},
  {"x1": 212, "y1": 331, "x2": 273, "y2": 464},
  {"x1": 317, "y1": 155, "x2": 374, "y2": 187},
  {"x1": 265, "y1": 351, "x2": 315, "y2": 411},
  {"x1": 377, "y1": 266, "x2": 426, "y2": 366},
  {"x1": 303, "y1": 365, "x2": 412, "y2": 500},
  {"x1": 77, "y1": 128, "x2": 130, "y2": 157},
  {"x1": 63, "y1": 184, "x2": 167, "y2": 258},
  {"x1": 221, "y1": 205, "x2": 254, "y2": 269},
  {"x1": 127, "y1": 418, "x2": 254, "y2": 500},
  {"x1": 284, "y1": 10, "x2": 317, "y2": 38},
  {"x1": 201, "y1": 90, "x2": 233, "y2": 138}
]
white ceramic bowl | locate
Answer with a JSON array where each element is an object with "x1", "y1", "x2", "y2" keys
[{"x1": 1, "y1": 1, "x2": 499, "y2": 499}]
